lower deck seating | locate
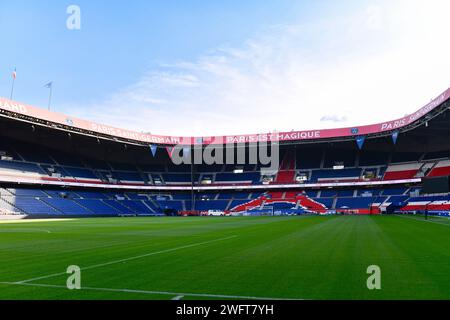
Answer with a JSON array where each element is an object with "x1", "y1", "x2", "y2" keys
[
  {"x1": 119, "y1": 200, "x2": 155, "y2": 214},
  {"x1": 5, "y1": 185, "x2": 450, "y2": 216},
  {"x1": 335, "y1": 197, "x2": 385, "y2": 209},
  {"x1": 75, "y1": 199, "x2": 120, "y2": 215},
  {"x1": 8, "y1": 197, "x2": 59, "y2": 215},
  {"x1": 400, "y1": 195, "x2": 450, "y2": 212},
  {"x1": 43, "y1": 198, "x2": 92, "y2": 215},
  {"x1": 103, "y1": 199, "x2": 135, "y2": 214}
]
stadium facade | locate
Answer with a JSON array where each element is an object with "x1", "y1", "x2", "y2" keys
[{"x1": 1, "y1": 87, "x2": 450, "y2": 218}]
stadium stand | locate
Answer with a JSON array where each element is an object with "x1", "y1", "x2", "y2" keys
[{"x1": 1, "y1": 87, "x2": 450, "y2": 217}]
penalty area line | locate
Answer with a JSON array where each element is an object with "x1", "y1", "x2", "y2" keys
[
  {"x1": 395, "y1": 214, "x2": 450, "y2": 227},
  {"x1": 0, "y1": 281, "x2": 297, "y2": 300},
  {"x1": 15, "y1": 235, "x2": 237, "y2": 284}
]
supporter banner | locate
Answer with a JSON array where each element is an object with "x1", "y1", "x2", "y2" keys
[
  {"x1": 149, "y1": 144, "x2": 158, "y2": 157},
  {"x1": 166, "y1": 147, "x2": 174, "y2": 159},
  {"x1": 356, "y1": 136, "x2": 365, "y2": 150},
  {"x1": 392, "y1": 131, "x2": 399, "y2": 145},
  {"x1": 1, "y1": 87, "x2": 449, "y2": 146}
]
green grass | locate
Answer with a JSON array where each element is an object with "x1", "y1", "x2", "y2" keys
[{"x1": 0, "y1": 215, "x2": 448, "y2": 300}]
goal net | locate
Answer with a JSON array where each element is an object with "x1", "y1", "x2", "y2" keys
[{"x1": 243, "y1": 205, "x2": 274, "y2": 216}]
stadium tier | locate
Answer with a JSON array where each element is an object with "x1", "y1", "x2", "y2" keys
[
  {"x1": 1, "y1": 88, "x2": 450, "y2": 217},
  {"x1": 2, "y1": 137, "x2": 450, "y2": 186},
  {"x1": 0, "y1": 186, "x2": 434, "y2": 216}
]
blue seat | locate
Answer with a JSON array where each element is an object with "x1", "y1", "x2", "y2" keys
[
  {"x1": 156, "y1": 200, "x2": 184, "y2": 211},
  {"x1": 8, "y1": 189, "x2": 47, "y2": 197},
  {"x1": 119, "y1": 200, "x2": 155, "y2": 214},
  {"x1": 162, "y1": 173, "x2": 192, "y2": 183},
  {"x1": 75, "y1": 199, "x2": 120, "y2": 215},
  {"x1": 103, "y1": 200, "x2": 135, "y2": 214},
  {"x1": 195, "y1": 200, "x2": 229, "y2": 211},
  {"x1": 13, "y1": 197, "x2": 60, "y2": 215},
  {"x1": 215, "y1": 172, "x2": 260, "y2": 183},
  {"x1": 115, "y1": 171, "x2": 144, "y2": 182},
  {"x1": 310, "y1": 169, "x2": 362, "y2": 182},
  {"x1": 0, "y1": 160, "x2": 45, "y2": 174},
  {"x1": 42, "y1": 198, "x2": 92, "y2": 215},
  {"x1": 63, "y1": 167, "x2": 98, "y2": 179},
  {"x1": 382, "y1": 188, "x2": 408, "y2": 196}
]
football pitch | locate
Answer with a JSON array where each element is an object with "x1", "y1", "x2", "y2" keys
[{"x1": 0, "y1": 215, "x2": 448, "y2": 300}]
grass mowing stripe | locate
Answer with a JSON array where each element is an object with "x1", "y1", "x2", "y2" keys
[
  {"x1": 1, "y1": 216, "x2": 448, "y2": 299},
  {"x1": 16, "y1": 235, "x2": 237, "y2": 284},
  {"x1": 0, "y1": 282, "x2": 295, "y2": 300}
]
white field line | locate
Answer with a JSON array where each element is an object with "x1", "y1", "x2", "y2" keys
[
  {"x1": 0, "y1": 228, "x2": 51, "y2": 234},
  {"x1": 0, "y1": 218, "x2": 76, "y2": 224},
  {"x1": 396, "y1": 214, "x2": 450, "y2": 227},
  {"x1": 16, "y1": 235, "x2": 237, "y2": 284},
  {"x1": 0, "y1": 281, "x2": 296, "y2": 300}
]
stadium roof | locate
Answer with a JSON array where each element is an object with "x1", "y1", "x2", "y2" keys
[{"x1": 1, "y1": 87, "x2": 450, "y2": 146}]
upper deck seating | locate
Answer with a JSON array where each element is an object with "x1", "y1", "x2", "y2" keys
[
  {"x1": 0, "y1": 160, "x2": 45, "y2": 175},
  {"x1": 310, "y1": 168, "x2": 362, "y2": 182},
  {"x1": 63, "y1": 167, "x2": 98, "y2": 180},
  {"x1": 383, "y1": 163, "x2": 422, "y2": 180},
  {"x1": 215, "y1": 172, "x2": 260, "y2": 184},
  {"x1": 428, "y1": 160, "x2": 450, "y2": 177}
]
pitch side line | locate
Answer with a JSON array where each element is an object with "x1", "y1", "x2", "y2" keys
[
  {"x1": 395, "y1": 214, "x2": 450, "y2": 226},
  {"x1": 0, "y1": 281, "x2": 297, "y2": 300},
  {"x1": 0, "y1": 228, "x2": 51, "y2": 234},
  {"x1": 16, "y1": 235, "x2": 237, "y2": 284}
]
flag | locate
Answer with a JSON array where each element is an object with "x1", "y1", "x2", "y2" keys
[
  {"x1": 12, "y1": 68, "x2": 16, "y2": 80},
  {"x1": 44, "y1": 81, "x2": 53, "y2": 88},
  {"x1": 392, "y1": 131, "x2": 399, "y2": 145},
  {"x1": 356, "y1": 136, "x2": 365, "y2": 150},
  {"x1": 166, "y1": 146, "x2": 174, "y2": 159},
  {"x1": 150, "y1": 144, "x2": 157, "y2": 157}
]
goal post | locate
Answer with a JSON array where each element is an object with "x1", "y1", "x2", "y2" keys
[{"x1": 244, "y1": 205, "x2": 274, "y2": 216}]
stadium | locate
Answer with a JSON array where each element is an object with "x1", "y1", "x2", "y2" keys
[
  {"x1": 0, "y1": 86, "x2": 449, "y2": 300},
  {"x1": 2, "y1": 6, "x2": 450, "y2": 320}
]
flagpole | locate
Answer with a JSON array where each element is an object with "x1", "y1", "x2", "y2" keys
[
  {"x1": 47, "y1": 84, "x2": 53, "y2": 110},
  {"x1": 10, "y1": 78, "x2": 15, "y2": 100}
]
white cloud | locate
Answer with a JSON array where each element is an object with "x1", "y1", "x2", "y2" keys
[
  {"x1": 321, "y1": 115, "x2": 348, "y2": 123},
  {"x1": 68, "y1": 0, "x2": 450, "y2": 137}
]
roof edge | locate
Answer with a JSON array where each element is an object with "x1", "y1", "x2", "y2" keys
[{"x1": 1, "y1": 87, "x2": 449, "y2": 146}]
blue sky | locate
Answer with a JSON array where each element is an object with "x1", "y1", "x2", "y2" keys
[
  {"x1": 0, "y1": 0, "x2": 314, "y2": 105},
  {"x1": 1, "y1": 0, "x2": 450, "y2": 136}
]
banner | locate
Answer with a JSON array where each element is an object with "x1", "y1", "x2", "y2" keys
[
  {"x1": 392, "y1": 131, "x2": 399, "y2": 145},
  {"x1": 150, "y1": 144, "x2": 158, "y2": 157},
  {"x1": 166, "y1": 146, "x2": 174, "y2": 159},
  {"x1": 356, "y1": 136, "x2": 365, "y2": 150}
]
